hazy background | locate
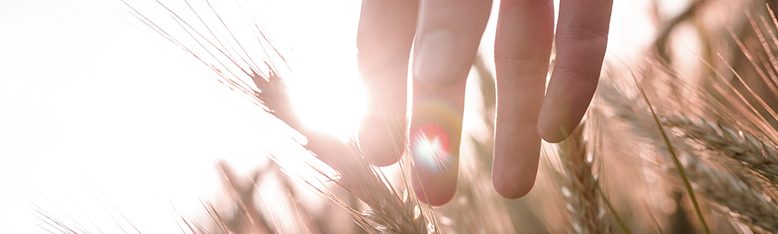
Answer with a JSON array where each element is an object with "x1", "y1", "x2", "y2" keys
[{"x1": 0, "y1": 0, "x2": 668, "y2": 232}]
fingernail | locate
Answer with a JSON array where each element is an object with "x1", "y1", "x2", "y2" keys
[{"x1": 413, "y1": 30, "x2": 456, "y2": 83}]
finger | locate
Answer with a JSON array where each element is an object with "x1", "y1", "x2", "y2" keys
[
  {"x1": 357, "y1": 0, "x2": 418, "y2": 166},
  {"x1": 409, "y1": 0, "x2": 492, "y2": 206},
  {"x1": 537, "y1": 0, "x2": 613, "y2": 143},
  {"x1": 492, "y1": 0, "x2": 554, "y2": 199}
]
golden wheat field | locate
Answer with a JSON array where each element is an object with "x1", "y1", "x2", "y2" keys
[{"x1": 4, "y1": 0, "x2": 778, "y2": 233}]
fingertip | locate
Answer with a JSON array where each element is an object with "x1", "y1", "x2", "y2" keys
[
  {"x1": 537, "y1": 119, "x2": 576, "y2": 143},
  {"x1": 412, "y1": 168, "x2": 457, "y2": 206},
  {"x1": 537, "y1": 71, "x2": 596, "y2": 143},
  {"x1": 359, "y1": 115, "x2": 406, "y2": 166},
  {"x1": 536, "y1": 88, "x2": 590, "y2": 143},
  {"x1": 360, "y1": 137, "x2": 403, "y2": 167},
  {"x1": 492, "y1": 121, "x2": 542, "y2": 199},
  {"x1": 492, "y1": 171, "x2": 535, "y2": 199},
  {"x1": 491, "y1": 142, "x2": 540, "y2": 199},
  {"x1": 413, "y1": 184, "x2": 456, "y2": 206}
]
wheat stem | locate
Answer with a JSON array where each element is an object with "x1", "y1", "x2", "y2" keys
[{"x1": 638, "y1": 80, "x2": 712, "y2": 234}]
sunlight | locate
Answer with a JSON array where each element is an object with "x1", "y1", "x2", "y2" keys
[
  {"x1": 261, "y1": 0, "x2": 366, "y2": 139},
  {"x1": 288, "y1": 65, "x2": 368, "y2": 139}
]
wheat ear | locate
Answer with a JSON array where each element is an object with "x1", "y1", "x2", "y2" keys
[
  {"x1": 557, "y1": 123, "x2": 609, "y2": 234},
  {"x1": 660, "y1": 115, "x2": 778, "y2": 185},
  {"x1": 669, "y1": 156, "x2": 778, "y2": 233}
]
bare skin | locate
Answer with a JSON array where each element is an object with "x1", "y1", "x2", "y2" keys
[{"x1": 357, "y1": 0, "x2": 613, "y2": 206}]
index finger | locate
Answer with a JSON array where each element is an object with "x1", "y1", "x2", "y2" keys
[{"x1": 537, "y1": 0, "x2": 613, "y2": 142}]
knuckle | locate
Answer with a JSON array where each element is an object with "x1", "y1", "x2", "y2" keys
[
  {"x1": 497, "y1": 57, "x2": 550, "y2": 79},
  {"x1": 556, "y1": 23, "x2": 609, "y2": 45},
  {"x1": 554, "y1": 64, "x2": 600, "y2": 86}
]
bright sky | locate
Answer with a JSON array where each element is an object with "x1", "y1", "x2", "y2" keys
[
  {"x1": 0, "y1": 0, "x2": 666, "y2": 233},
  {"x1": 0, "y1": 0, "x2": 362, "y2": 232}
]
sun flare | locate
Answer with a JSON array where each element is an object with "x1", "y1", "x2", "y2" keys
[{"x1": 287, "y1": 65, "x2": 368, "y2": 139}]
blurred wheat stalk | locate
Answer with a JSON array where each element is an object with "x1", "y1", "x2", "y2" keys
[{"x1": 39, "y1": 0, "x2": 778, "y2": 233}]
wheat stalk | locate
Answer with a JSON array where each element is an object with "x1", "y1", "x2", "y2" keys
[{"x1": 557, "y1": 123, "x2": 609, "y2": 234}]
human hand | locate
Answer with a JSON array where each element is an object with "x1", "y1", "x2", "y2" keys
[{"x1": 356, "y1": 0, "x2": 613, "y2": 206}]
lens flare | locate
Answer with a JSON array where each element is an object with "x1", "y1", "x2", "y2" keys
[{"x1": 411, "y1": 124, "x2": 455, "y2": 174}]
